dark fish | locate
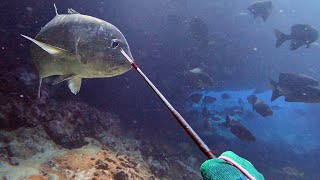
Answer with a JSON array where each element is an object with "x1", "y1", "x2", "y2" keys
[
  {"x1": 247, "y1": 95, "x2": 273, "y2": 117},
  {"x1": 189, "y1": 93, "x2": 203, "y2": 103},
  {"x1": 21, "y1": 5, "x2": 132, "y2": 95},
  {"x1": 221, "y1": 93, "x2": 231, "y2": 100},
  {"x1": 274, "y1": 24, "x2": 319, "y2": 50},
  {"x1": 247, "y1": 1, "x2": 272, "y2": 22},
  {"x1": 270, "y1": 73, "x2": 320, "y2": 103},
  {"x1": 278, "y1": 73, "x2": 319, "y2": 87},
  {"x1": 185, "y1": 67, "x2": 214, "y2": 88},
  {"x1": 203, "y1": 96, "x2": 217, "y2": 104},
  {"x1": 247, "y1": 94, "x2": 257, "y2": 104},
  {"x1": 224, "y1": 114, "x2": 256, "y2": 142}
]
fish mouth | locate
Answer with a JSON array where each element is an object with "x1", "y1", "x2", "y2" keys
[{"x1": 119, "y1": 48, "x2": 134, "y2": 64}]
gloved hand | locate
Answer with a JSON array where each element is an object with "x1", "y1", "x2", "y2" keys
[{"x1": 200, "y1": 151, "x2": 265, "y2": 180}]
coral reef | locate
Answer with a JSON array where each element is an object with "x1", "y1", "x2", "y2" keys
[
  {"x1": 0, "y1": 125, "x2": 202, "y2": 179},
  {"x1": 0, "y1": 133, "x2": 155, "y2": 179},
  {"x1": 0, "y1": 92, "x2": 153, "y2": 179}
]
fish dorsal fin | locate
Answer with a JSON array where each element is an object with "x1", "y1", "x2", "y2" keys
[
  {"x1": 68, "y1": 76, "x2": 82, "y2": 95},
  {"x1": 54, "y1": 3, "x2": 58, "y2": 15},
  {"x1": 68, "y1": 8, "x2": 80, "y2": 14},
  {"x1": 53, "y1": 74, "x2": 75, "y2": 85},
  {"x1": 189, "y1": 67, "x2": 203, "y2": 74},
  {"x1": 21, "y1": 34, "x2": 68, "y2": 56}
]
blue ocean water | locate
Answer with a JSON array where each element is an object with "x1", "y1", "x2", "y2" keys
[
  {"x1": 185, "y1": 89, "x2": 320, "y2": 179},
  {"x1": 187, "y1": 90, "x2": 320, "y2": 154}
]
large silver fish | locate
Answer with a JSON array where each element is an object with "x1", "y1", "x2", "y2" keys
[
  {"x1": 185, "y1": 67, "x2": 214, "y2": 88},
  {"x1": 22, "y1": 6, "x2": 132, "y2": 96}
]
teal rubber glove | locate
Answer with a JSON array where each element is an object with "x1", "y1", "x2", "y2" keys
[{"x1": 200, "y1": 151, "x2": 265, "y2": 180}]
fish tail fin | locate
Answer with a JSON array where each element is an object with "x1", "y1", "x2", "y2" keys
[
  {"x1": 261, "y1": 12, "x2": 270, "y2": 22},
  {"x1": 54, "y1": 3, "x2": 58, "y2": 16},
  {"x1": 262, "y1": 15, "x2": 267, "y2": 22},
  {"x1": 274, "y1": 29, "x2": 289, "y2": 48},
  {"x1": 37, "y1": 78, "x2": 42, "y2": 98},
  {"x1": 269, "y1": 78, "x2": 281, "y2": 101}
]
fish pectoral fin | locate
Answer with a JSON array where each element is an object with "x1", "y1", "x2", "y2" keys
[
  {"x1": 53, "y1": 74, "x2": 75, "y2": 85},
  {"x1": 68, "y1": 8, "x2": 80, "y2": 14},
  {"x1": 261, "y1": 13, "x2": 268, "y2": 22},
  {"x1": 68, "y1": 76, "x2": 82, "y2": 95},
  {"x1": 38, "y1": 78, "x2": 42, "y2": 98},
  {"x1": 21, "y1": 34, "x2": 68, "y2": 56},
  {"x1": 290, "y1": 39, "x2": 304, "y2": 50}
]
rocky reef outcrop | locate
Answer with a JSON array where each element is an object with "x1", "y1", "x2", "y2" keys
[{"x1": 0, "y1": 62, "x2": 202, "y2": 179}]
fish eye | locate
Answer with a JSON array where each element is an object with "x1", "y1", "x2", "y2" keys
[{"x1": 111, "y1": 39, "x2": 120, "y2": 49}]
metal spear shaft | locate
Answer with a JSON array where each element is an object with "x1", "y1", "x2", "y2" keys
[{"x1": 120, "y1": 48, "x2": 215, "y2": 159}]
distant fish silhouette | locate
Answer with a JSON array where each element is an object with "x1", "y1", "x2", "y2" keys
[
  {"x1": 247, "y1": 94, "x2": 273, "y2": 117},
  {"x1": 274, "y1": 24, "x2": 319, "y2": 50},
  {"x1": 270, "y1": 73, "x2": 320, "y2": 103},
  {"x1": 221, "y1": 93, "x2": 231, "y2": 100},
  {"x1": 224, "y1": 114, "x2": 256, "y2": 142},
  {"x1": 203, "y1": 96, "x2": 217, "y2": 104},
  {"x1": 247, "y1": 1, "x2": 272, "y2": 22},
  {"x1": 189, "y1": 93, "x2": 203, "y2": 103},
  {"x1": 185, "y1": 67, "x2": 214, "y2": 88}
]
